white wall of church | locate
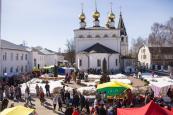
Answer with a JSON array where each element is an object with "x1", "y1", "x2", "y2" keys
[
  {"x1": 76, "y1": 54, "x2": 88, "y2": 71},
  {"x1": 89, "y1": 53, "x2": 108, "y2": 69},
  {"x1": 76, "y1": 53, "x2": 120, "y2": 71},
  {"x1": 109, "y1": 54, "x2": 120, "y2": 70},
  {"x1": 74, "y1": 29, "x2": 121, "y2": 53}
]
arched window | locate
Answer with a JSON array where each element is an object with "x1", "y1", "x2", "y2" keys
[
  {"x1": 112, "y1": 34, "x2": 116, "y2": 37},
  {"x1": 10, "y1": 67, "x2": 13, "y2": 73},
  {"x1": 95, "y1": 35, "x2": 100, "y2": 38},
  {"x1": 16, "y1": 67, "x2": 19, "y2": 73},
  {"x1": 87, "y1": 35, "x2": 92, "y2": 38},
  {"x1": 121, "y1": 37, "x2": 124, "y2": 42},
  {"x1": 104, "y1": 34, "x2": 108, "y2": 38},
  {"x1": 21, "y1": 66, "x2": 23, "y2": 72},
  {"x1": 79, "y1": 35, "x2": 84, "y2": 38}
]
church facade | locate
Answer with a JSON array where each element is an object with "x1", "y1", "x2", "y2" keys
[{"x1": 74, "y1": 6, "x2": 128, "y2": 72}]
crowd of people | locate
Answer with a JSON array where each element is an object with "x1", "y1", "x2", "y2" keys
[{"x1": 1, "y1": 70, "x2": 173, "y2": 115}]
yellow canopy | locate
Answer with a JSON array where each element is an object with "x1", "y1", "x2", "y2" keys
[
  {"x1": 43, "y1": 65, "x2": 54, "y2": 69},
  {"x1": 97, "y1": 81, "x2": 133, "y2": 96},
  {"x1": 0, "y1": 106, "x2": 35, "y2": 115},
  {"x1": 97, "y1": 81, "x2": 132, "y2": 90},
  {"x1": 32, "y1": 67, "x2": 40, "y2": 71}
]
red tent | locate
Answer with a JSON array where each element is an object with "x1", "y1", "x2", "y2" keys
[{"x1": 117, "y1": 101, "x2": 173, "y2": 115}]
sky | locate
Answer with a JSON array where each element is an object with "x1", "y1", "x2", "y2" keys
[{"x1": 1, "y1": 0, "x2": 173, "y2": 52}]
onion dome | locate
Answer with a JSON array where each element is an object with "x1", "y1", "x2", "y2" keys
[
  {"x1": 92, "y1": 10, "x2": 100, "y2": 20},
  {"x1": 108, "y1": 12, "x2": 115, "y2": 21},
  {"x1": 79, "y1": 12, "x2": 86, "y2": 22}
]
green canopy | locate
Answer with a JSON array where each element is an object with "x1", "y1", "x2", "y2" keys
[{"x1": 97, "y1": 81, "x2": 132, "y2": 96}]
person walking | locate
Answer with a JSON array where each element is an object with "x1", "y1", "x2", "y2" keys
[
  {"x1": 4, "y1": 85, "x2": 9, "y2": 99},
  {"x1": 72, "y1": 93, "x2": 79, "y2": 108},
  {"x1": 9, "y1": 85, "x2": 14, "y2": 100},
  {"x1": 85, "y1": 98, "x2": 90, "y2": 114},
  {"x1": 1, "y1": 97, "x2": 9, "y2": 111},
  {"x1": 72, "y1": 71, "x2": 76, "y2": 83},
  {"x1": 65, "y1": 106, "x2": 73, "y2": 115},
  {"x1": 52, "y1": 94, "x2": 58, "y2": 111},
  {"x1": 57, "y1": 94, "x2": 63, "y2": 111},
  {"x1": 60, "y1": 86, "x2": 65, "y2": 103},
  {"x1": 35, "y1": 84, "x2": 40, "y2": 97},
  {"x1": 0, "y1": 85, "x2": 4, "y2": 101},
  {"x1": 15, "y1": 86, "x2": 20, "y2": 102},
  {"x1": 39, "y1": 89, "x2": 45, "y2": 106},
  {"x1": 79, "y1": 93, "x2": 85, "y2": 111},
  {"x1": 98, "y1": 104, "x2": 107, "y2": 115},
  {"x1": 65, "y1": 90, "x2": 70, "y2": 107},
  {"x1": 25, "y1": 86, "x2": 32, "y2": 106},
  {"x1": 45, "y1": 82, "x2": 51, "y2": 97},
  {"x1": 72, "y1": 108, "x2": 80, "y2": 115},
  {"x1": 18, "y1": 85, "x2": 22, "y2": 100}
]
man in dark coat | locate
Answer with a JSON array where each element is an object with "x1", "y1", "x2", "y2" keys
[
  {"x1": 45, "y1": 83, "x2": 50, "y2": 97},
  {"x1": 79, "y1": 93, "x2": 85, "y2": 111},
  {"x1": 98, "y1": 104, "x2": 107, "y2": 115}
]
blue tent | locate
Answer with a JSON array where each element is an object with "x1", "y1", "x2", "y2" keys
[{"x1": 58, "y1": 67, "x2": 65, "y2": 75}]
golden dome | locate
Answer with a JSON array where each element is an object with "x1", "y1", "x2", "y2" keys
[
  {"x1": 109, "y1": 12, "x2": 115, "y2": 20},
  {"x1": 79, "y1": 12, "x2": 86, "y2": 21},
  {"x1": 92, "y1": 10, "x2": 100, "y2": 19}
]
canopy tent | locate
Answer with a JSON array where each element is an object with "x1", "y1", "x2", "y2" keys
[
  {"x1": 32, "y1": 67, "x2": 40, "y2": 71},
  {"x1": 97, "y1": 81, "x2": 132, "y2": 96},
  {"x1": 149, "y1": 77, "x2": 173, "y2": 97},
  {"x1": 0, "y1": 105, "x2": 35, "y2": 115},
  {"x1": 117, "y1": 101, "x2": 173, "y2": 115},
  {"x1": 43, "y1": 65, "x2": 54, "y2": 69}
]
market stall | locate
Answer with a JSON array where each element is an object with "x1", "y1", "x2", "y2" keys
[
  {"x1": 117, "y1": 100, "x2": 173, "y2": 115},
  {"x1": 149, "y1": 79, "x2": 173, "y2": 97},
  {"x1": 97, "y1": 81, "x2": 132, "y2": 96},
  {"x1": 0, "y1": 106, "x2": 36, "y2": 115}
]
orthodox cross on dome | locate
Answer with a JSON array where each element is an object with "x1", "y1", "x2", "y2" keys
[
  {"x1": 106, "y1": 2, "x2": 115, "y2": 28},
  {"x1": 79, "y1": 2, "x2": 86, "y2": 29},
  {"x1": 93, "y1": 0, "x2": 100, "y2": 21},
  {"x1": 81, "y1": 2, "x2": 84, "y2": 13},
  {"x1": 110, "y1": 2, "x2": 113, "y2": 13},
  {"x1": 79, "y1": 3, "x2": 85, "y2": 22},
  {"x1": 93, "y1": 0, "x2": 100, "y2": 27},
  {"x1": 95, "y1": 0, "x2": 97, "y2": 11}
]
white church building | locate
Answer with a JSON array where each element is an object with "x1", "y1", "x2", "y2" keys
[{"x1": 74, "y1": 5, "x2": 128, "y2": 72}]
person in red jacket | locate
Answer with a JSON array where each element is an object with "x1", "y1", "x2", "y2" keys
[
  {"x1": 72, "y1": 108, "x2": 80, "y2": 115},
  {"x1": 39, "y1": 89, "x2": 45, "y2": 106}
]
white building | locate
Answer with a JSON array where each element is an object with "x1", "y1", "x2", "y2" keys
[
  {"x1": 0, "y1": 39, "x2": 31, "y2": 77},
  {"x1": 0, "y1": 39, "x2": 64, "y2": 77},
  {"x1": 138, "y1": 45, "x2": 173, "y2": 70},
  {"x1": 74, "y1": 6, "x2": 128, "y2": 72},
  {"x1": 30, "y1": 48, "x2": 64, "y2": 69}
]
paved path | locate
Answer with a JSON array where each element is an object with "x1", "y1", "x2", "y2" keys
[
  {"x1": 1, "y1": 76, "x2": 147, "y2": 115},
  {"x1": 128, "y1": 76, "x2": 145, "y2": 87},
  {"x1": 7, "y1": 97, "x2": 65, "y2": 115}
]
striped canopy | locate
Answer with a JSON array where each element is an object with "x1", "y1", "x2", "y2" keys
[{"x1": 97, "y1": 81, "x2": 132, "y2": 96}]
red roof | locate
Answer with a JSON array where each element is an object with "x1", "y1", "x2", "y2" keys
[{"x1": 117, "y1": 101, "x2": 173, "y2": 115}]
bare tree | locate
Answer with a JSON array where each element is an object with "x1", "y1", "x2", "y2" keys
[
  {"x1": 130, "y1": 37, "x2": 146, "y2": 58},
  {"x1": 165, "y1": 17, "x2": 173, "y2": 46},
  {"x1": 148, "y1": 17, "x2": 173, "y2": 47},
  {"x1": 64, "y1": 39, "x2": 75, "y2": 65},
  {"x1": 148, "y1": 23, "x2": 166, "y2": 47}
]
